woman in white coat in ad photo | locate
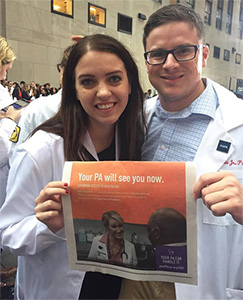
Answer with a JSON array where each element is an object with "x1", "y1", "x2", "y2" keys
[{"x1": 88, "y1": 210, "x2": 138, "y2": 267}]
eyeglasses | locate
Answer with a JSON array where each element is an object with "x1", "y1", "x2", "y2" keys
[
  {"x1": 57, "y1": 63, "x2": 62, "y2": 73},
  {"x1": 144, "y1": 44, "x2": 205, "y2": 65}
]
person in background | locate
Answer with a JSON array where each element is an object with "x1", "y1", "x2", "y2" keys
[
  {"x1": 0, "y1": 34, "x2": 146, "y2": 300},
  {"x1": 8, "y1": 81, "x2": 14, "y2": 96},
  {"x1": 44, "y1": 82, "x2": 51, "y2": 95},
  {"x1": 39, "y1": 84, "x2": 47, "y2": 97},
  {"x1": 50, "y1": 86, "x2": 58, "y2": 95},
  {"x1": 10, "y1": 44, "x2": 74, "y2": 152},
  {"x1": 21, "y1": 82, "x2": 31, "y2": 100},
  {"x1": 0, "y1": 35, "x2": 21, "y2": 208},
  {"x1": 145, "y1": 89, "x2": 152, "y2": 99},
  {"x1": 11, "y1": 82, "x2": 22, "y2": 100},
  {"x1": 141, "y1": 4, "x2": 243, "y2": 299}
]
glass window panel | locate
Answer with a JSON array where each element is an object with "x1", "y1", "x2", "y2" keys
[
  {"x1": 224, "y1": 49, "x2": 230, "y2": 61},
  {"x1": 88, "y1": 3, "x2": 106, "y2": 27},
  {"x1": 117, "y1": 13, "x2": 133, "y2": 35},
  {"x1": 235, "y1": 53, "x2": 241, "y2": 64},
  {"x1": 213, "y1": 46, "x2": 221, "y2": 58},
  {"x1": 204, "y1": 1, "x2": 212, "y2": 25},
  {"x1": 51, "y1": 0, "x2": 73, "y2": 18}
]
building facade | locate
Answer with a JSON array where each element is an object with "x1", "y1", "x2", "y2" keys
[{"x1": 0, "y1": 0, "x2": 242, "y2": 94}]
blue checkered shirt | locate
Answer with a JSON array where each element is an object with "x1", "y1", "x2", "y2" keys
[{"x1": 142, "y1": 80, "x2": 218, "y2": 162}]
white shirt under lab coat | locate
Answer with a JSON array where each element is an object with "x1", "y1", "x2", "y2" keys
[{"x1": 144, "y1": 78, "x2": 243, "y2": 300}]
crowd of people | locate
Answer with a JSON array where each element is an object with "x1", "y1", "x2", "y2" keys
[
  {"x1": 0, "y1": 79, "x2": 59, "y2": 101},
  {"x1": 0, "y1": 3, "x2": 242, "y2": 300}
]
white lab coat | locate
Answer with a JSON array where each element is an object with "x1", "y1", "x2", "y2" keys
[
  {"x1": 0, "y1": 84, "x2": 17, "y2": 207},
  {"x1": 10, "y1": 88, "x2": 62, "y2": 154},
  {"x1": 0, "y1": 83, "x2": 15, "y2": 110},
  {"x1": 0, "y1": 128, "x2": 120, "y2": 300},
  {"x1": 0, "y1": 118, "x2": 16, "y2": 207},
  {"x1": 144, "y1": 78, "x2": 243, "y2": 300},
  {"x1": 88, "y1": 235, "x2": 138, "y2": 267}
]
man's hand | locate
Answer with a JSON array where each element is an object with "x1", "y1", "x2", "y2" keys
[
  {"x1": 193, "y1": 171, "x2": 243, "y2": 225},
  {"x1": 71, "y1": 35, "x2": 84, "y2": 44}
]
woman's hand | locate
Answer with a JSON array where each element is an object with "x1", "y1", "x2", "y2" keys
[{"x1": 35, "y1": 181, "x2": 69, "y2": 233}]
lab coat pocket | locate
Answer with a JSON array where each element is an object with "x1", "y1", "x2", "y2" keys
[
  {"x1": 226, "y1": 287, "x2": 243, "y2": 300},
  {"x1": 202, "y1": 170, "x2": 243, "y2": 226},
  {"x1": 24, "y1": 254, "x2": 44, "y2": 295}
]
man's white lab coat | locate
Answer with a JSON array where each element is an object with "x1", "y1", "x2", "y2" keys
[{"x1": 144, "y1": 79, "x2": 243, "y2": 300}]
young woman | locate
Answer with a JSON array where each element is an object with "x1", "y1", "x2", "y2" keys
[{"x1": 0, "y1": 34, "x2": 146, "y2": 300}]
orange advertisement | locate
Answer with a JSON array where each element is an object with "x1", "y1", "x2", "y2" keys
[
  {"x1": 62, "y1": 161, "x2": 197, "y2": 284},
  {"x1": 70, "y1": 161, "x2": 186, "y2": 224}
]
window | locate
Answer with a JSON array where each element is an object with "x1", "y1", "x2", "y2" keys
[
  {"x1": 51, "y1": 0, "x2": 73, "y2": 18},
  {"x1": 236, "y1": 79, "x2": 243, "y2": 96},
  {"x1": 226, "y1": 0, "x2": 233, "y2": 34},
  {"x1": 88, "y1": 3, "x2": 106, "y2": 27},
  {"x1": 236, "y1": 53, "x2": 241, "y2": 64},
  {"x1": 213, "y1": 46, "x2": 220, "y2": 59},
  {"x1": 187, "y1": 0, "x2": 195, "y2": 8},
  {"x1": 223, "y1": 49, "x2": 230, "y2": 61},
  {"x1": 216, "y1": 0, "x2": 223, "y2": 30},
  {"x1": 117, "y1": 13, "x2": 133, "y2": 35},
  {"x1": 204, "y1": 0, "x2": 212, "y2": 25}
]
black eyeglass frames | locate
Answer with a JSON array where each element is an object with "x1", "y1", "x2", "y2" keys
[{"x1": 144, "y1": 44, "x2": 205, "y2": 65}]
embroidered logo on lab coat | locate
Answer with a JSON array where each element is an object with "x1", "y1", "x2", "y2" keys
[
  {"x1": 9, "y1": 125, "x2": 21, "y2": 143},
  {"x1": 216, "y1": 140, "x2": 231, "y2": 154}
]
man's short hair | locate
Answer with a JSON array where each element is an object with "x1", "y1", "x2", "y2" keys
[
  {"x1": 147, "y1": 207, "x2": 186, "y2": 245},
  {"x1": 143, "y1": 4, "x2": 205, "y2": 50}
]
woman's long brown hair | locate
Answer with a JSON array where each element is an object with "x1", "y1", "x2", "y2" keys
[{"x1": 32, "y1": 34, "x2": 146, "y2": 161}]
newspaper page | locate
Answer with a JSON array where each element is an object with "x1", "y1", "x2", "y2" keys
[{"x1": 62, "y1": 161, "x2": 197, "y2": 285}]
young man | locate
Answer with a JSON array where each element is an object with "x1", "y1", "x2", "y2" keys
[{"x1": 142, "y1": 4, "x2": 243, "y2": 300}]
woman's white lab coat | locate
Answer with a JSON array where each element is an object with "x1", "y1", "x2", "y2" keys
[
  {"x1": 145, "y1": 78, "x2": 243, "y2": 300},
  {"x1": 88, "y1": 235, "x2": 138, "y2": 267},
  {"x1": 0, "y1": 128, "x2": 120, "y2": 300}
]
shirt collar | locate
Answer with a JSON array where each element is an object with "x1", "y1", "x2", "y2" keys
[{"x1": 155, "y1": 79, "x2": 218, "y2": 120}]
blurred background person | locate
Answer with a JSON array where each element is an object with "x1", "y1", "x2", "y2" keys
[
  {"x1": 0, "y1": 35, "x2": 21, "y2": 208},
  {"x1": 11, "y1": 44, "x2": 74, "y2": 151}
]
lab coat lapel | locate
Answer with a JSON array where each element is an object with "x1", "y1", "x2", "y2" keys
[
  {"x1": 194, "y1": 86, "x2": 238, "y2": 177},
  {"x1": 83, "y1": 124, "x2": 120, "y2": 161},
  {"x1": 194, "y1": 115, "x2": 235, "y2": 177}
]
